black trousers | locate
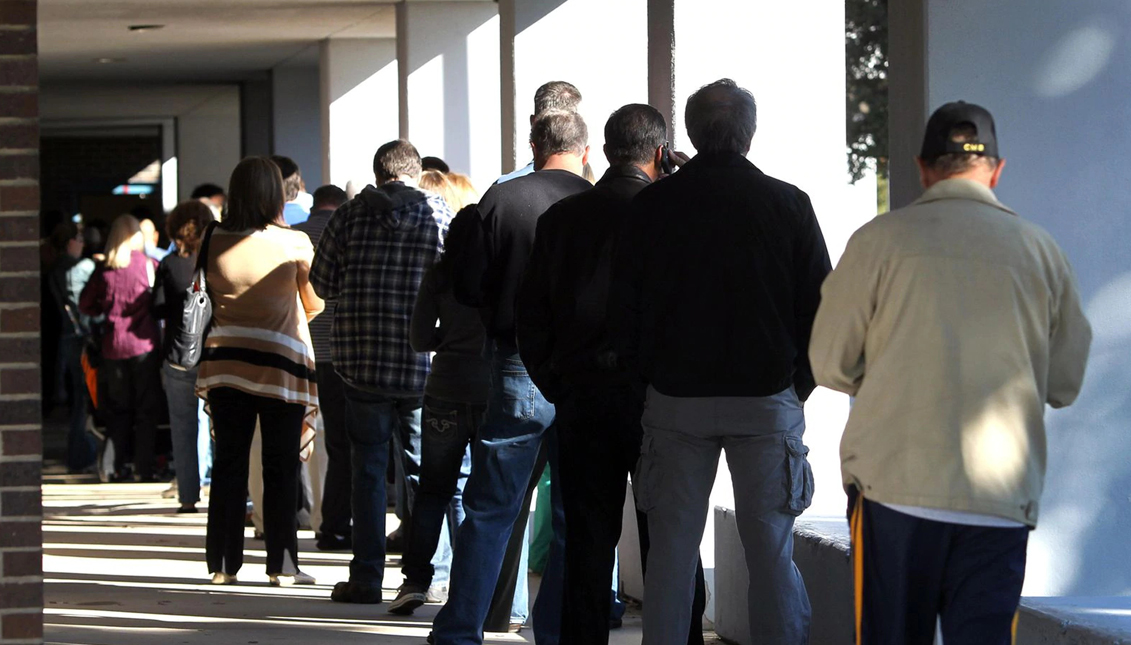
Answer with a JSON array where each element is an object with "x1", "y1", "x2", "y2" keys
[
  {"x1": 316, "y1": 362, "x2": 352, "y2": 539},
  {"x1": 848, "y1": 488, "x2": 1029, "y2": 645},
  {"x1": 206, "y1": 387, "x2": 304, "y2": 576},
  {"x1": 102, "y1": 351, "x2": 162, "y2": 480},
  {"x1": 557, "y1": 378, "x2": 706, "y2": 645}
]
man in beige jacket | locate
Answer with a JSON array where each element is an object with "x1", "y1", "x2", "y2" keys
[{"x1": 810, "y1": 101, "x2": 1091, "y2": 645}]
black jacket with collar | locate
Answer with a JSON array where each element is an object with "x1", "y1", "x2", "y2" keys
[
  {"x1": 609, "y1": 152, "x2": 832, "y2": 401},
  {"x1": 516, "y1": 165, "x2": 651, "y2": 402}
]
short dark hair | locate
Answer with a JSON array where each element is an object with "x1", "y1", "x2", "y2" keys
[
  {"x1": 604, "y1": 104, "x2": 667, "y2": 166},
  {"x1": 270, "y1": 155, "x2": 302, "y2": 201},
  {"x1": 190, "y1": 183, "x2": 224, "y2": 200},
  {"x1": 534, "y1": 81, "x2": 582, "y2": 116},
  {"x1": 312, "y1": 184, "x2": 348, "y2": 210},
  {"x1": 373, "y1": 140, "x2": 423, "y2": 183},
  {"x1": 530, "y1": 110, "x2": 588, "y2": 158},
  {"x1": 166, "y1": 200, "x2": 215, "y2": 257},
  {"x1": 223, "y1": 156, "x2": 285, "y2": 231},
  {"x1": 685, "y1": 78, "x2": 758, "y2": 155},
  {"x1": 50, "y1": 221, "x2": 80, "y2": 252},
  {"x1": 421, "y1": 156, "x2": 450, "y2": 174},
  {"x1": 923, "y1": 123, "x2": 1000, "y2": 176}
]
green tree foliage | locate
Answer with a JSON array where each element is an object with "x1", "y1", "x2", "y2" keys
[{"x1": 846, "y1": 0, "x2": 888, "y2": 184}]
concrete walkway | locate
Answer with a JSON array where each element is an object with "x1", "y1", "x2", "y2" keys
[{"x1": 41, "y1": 476, "x2": 661, "y2": 645}]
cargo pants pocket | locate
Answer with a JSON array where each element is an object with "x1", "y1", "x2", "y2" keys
[
  {"x1": 784, "y1": 435, "x2": 814, "y2": 516},
  {"x1": 633, "y1": 433, "x2": 663, "y2": 513}
]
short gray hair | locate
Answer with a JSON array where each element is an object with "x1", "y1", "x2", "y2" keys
[
  {"x1": 685, "y1": 79, "x2": 758, "y2": 155},
  {"x1": 534, "y1": 81, "x2": 582, "y2": 116},
  {"x1": 530, "y1": 109, "x2": 588, "y2": 157}
]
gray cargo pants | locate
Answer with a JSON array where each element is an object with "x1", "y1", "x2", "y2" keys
[{"x1": 636, "y1": 386, "x2": 813, "y2": 645}]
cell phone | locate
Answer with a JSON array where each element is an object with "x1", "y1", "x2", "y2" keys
[{"x1": 661, "y1": 143, "x2": 673, "y2": 175}]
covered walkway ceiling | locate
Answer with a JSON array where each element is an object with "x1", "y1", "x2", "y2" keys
[{"x1": 38, "y1": 0, "x2": 488, "y2": 84}]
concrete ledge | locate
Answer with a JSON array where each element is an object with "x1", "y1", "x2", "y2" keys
[{"x1": 713, "y1": 506, "x2": 1131, "y2": 645}]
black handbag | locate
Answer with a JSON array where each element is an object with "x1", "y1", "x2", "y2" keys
[{"x1": 167, "y1": 222, "x2": 217, "y2": 370}]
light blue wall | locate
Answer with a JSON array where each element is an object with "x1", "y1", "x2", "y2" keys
[{"x1": 905, "y1": 0, "x2": 1131, "y2": 596}]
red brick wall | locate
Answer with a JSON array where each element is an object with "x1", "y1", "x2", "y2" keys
[{"x1": 0, "y1": 0, "x2": 43, "y2": 643}]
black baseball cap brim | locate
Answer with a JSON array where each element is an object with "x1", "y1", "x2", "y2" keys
[{"x1": 920, "y1": 101, "x2": 999, "y2": 160}]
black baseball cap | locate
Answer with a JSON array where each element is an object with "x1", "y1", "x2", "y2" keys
[{"x1": 920, "y1": 101, "x2": 999, "y2": 160}]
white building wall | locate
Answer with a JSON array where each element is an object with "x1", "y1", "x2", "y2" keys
[
  {"x1": 397, "y1": 2, "x2": 501, "y2": 192},
  {"x1": 320, "y1": 39, "x2": 399, "y2": 190},
  {"x1": 507, "y1": 0, "x2": 649, "y2": 179}
]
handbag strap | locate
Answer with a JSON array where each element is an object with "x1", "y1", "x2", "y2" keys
[{"x1": 194, "y1": 222, "x2": 219, "y2": 293}]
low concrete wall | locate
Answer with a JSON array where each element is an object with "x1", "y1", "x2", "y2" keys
[
  {"x1": 713, "y1": 507, "x2": 1131, "y2": 645},
  {"x1": 714, "y1": 509, "x2": 853, "y2": 644}
]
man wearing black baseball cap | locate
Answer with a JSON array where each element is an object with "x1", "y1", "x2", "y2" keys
[{"x1": 810, "y1": 102, "x2": 1093, "y2": 644}]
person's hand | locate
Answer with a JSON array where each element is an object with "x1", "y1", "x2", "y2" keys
[{"x1": 670, "y1": 150, "x2": 691, "y2": 168}]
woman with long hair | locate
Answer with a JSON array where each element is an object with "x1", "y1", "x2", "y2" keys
[
  {"x1": 79, "y1": 214, "x2": 162, "y2": 482},
  {"x1": 389, "y1": 206, "x2": 488, "y2": 613},
  {"x1": 419, "y1": 170, "x2": 479, "y2": 213},
  {"x1": 196, "y1": 157, "x2": 324, "y2": 586},
  {"x1": 153, "y1": 200, "x2": 216, "y2": 513}
]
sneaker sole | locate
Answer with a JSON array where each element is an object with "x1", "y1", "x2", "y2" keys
[{"x1": 387, "y1": 595, "x2": 425, "y2": 615}]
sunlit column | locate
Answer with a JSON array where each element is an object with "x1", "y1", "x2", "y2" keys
[
  {"x1": 319, "y1": 38, "x2": 399, "y2": 189},
  {"x1": 395, "y1": 2, "x2": 500, "y2": 191}
]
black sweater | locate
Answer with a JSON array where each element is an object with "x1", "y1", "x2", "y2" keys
[
  {"x1": 452, "y1": 168, "x2": 592, "y2": 348},
  {"x1": 516, "y1": 165, "x2": 651, "y2": 402},
  {"x1": 153, "y1": 252, "x2": 196, "y2": 360},
  {"x1": 609, "y1": 152, "x2": 832, "y2": 400}
]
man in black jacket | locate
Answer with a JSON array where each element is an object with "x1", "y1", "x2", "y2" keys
[
  {"x1": 432, "y1": 109, "x2": 592, "y2": 645},
  {"x1": 516, "y1": 104, "x2": 706, "y2": 645},
  {"x1": 609, "y1": 80, "x2": 831, "y2": 644}
]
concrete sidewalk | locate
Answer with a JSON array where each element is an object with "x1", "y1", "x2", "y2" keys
[{"x1": 41, "y1": 478, "x2": 657, "y2": 645}]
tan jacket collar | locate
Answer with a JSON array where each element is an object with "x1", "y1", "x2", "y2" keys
[{"x1": 913, "y1": 178, "x2": 1017, "y2": 216}]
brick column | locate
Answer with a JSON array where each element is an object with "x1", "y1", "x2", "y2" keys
[{"x1": 0, "y1": 1, "x2": 43, "y2": 644}]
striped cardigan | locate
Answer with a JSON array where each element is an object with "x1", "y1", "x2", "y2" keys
[{"x1": 196, "y1": 225, "x2": 324, "y2": 452}]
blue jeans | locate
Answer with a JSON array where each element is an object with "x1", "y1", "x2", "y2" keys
[
  {"x1": 342, "y1": 383, "x2": 423, "y2": 588},
  {"x1": 401, "y1": 395, "x2": 479, "y2": 588},
  {"x1": 432, "y1": 352, "x2": 565, "y2": 645},
  {"x1": 163, "y1": 362, "x2": 211, "y2": 504}
]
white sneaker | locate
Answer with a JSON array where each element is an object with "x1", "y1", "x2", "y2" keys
[
  {"x1": 425, "y1": 584, "x2": 449, "y2": 604},
  {"x1": 210, "y1": 572, "x2": 237, "y2": 585},
  {"x1": 269, "y1": 571, "x2": 315, "y2": 586}
]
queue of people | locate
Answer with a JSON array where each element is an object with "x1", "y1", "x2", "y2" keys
[{"x1": 43, "y1": 76, "x2": 1093, "y2": 645}]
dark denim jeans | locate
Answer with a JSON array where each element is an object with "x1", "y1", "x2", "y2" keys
[
  {"x1": 401, "y1": 395, "x2": 480, "y2": 588},
  {"x1": 342, "y1": 383, "x2": 422, "y2": 588},
  {"x1": 432, "y1": 351, "x2": 565, "y2": 645},
  {"x1": 316, "y1": 362, "x2": 351, "y2": 539}
]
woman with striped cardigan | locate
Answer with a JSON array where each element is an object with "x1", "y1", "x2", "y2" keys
[{"x1": 197, "y1": 157, "x2": 324, "y2": 586}]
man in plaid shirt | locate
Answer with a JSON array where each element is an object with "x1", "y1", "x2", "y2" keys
[{"x1": 310, "y1": 139, "x2": 454, "y2": 604}]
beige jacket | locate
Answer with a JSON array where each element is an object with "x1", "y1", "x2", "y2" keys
[{"x1": 810, "y1": 179, "x2": 1091, "y2": 526}]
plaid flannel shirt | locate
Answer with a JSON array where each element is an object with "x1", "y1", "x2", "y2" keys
[{"x1": 310, "y1": 182, "x2": 453, "y2": 392}]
